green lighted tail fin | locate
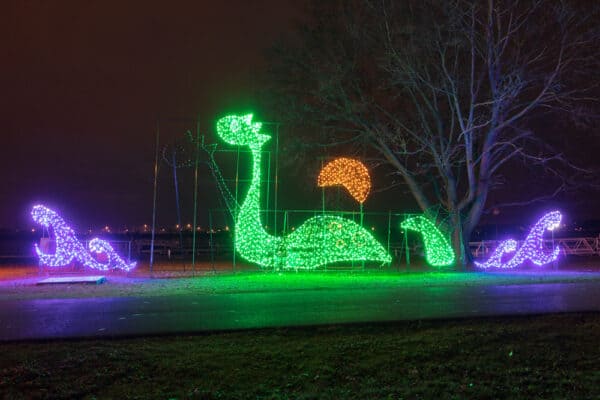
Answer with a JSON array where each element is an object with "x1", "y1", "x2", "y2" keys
[{"x1": 401, "y1": 216, "x2": 455, "y2": 267}]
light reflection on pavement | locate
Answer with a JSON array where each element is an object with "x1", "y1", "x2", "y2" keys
[{"x1": 1, "y1": 282, "x2": 599, "y2": 340}]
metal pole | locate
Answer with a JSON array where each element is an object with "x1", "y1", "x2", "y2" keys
[
  {"x1": 191, "y1": 122, "x2": 200, "y2": 273},
  {"x1": 233, "y1": 147, "x2": 240, "y2": 271},
  {"x1": 273, "y1": 124, "x2": 279, "y2": 238},
  {"x1": 360, "y1": 203, "x2": 365, "y2": 271},
  {"x1": 149, "y1": 120, "x2": 160, "y2": 274},
  {"x1": 387, "y1": 210, "x2": 391, "y2": 268},
  {"x1": 404, "y1": 214, "x2": 410, "y2": 271},
  {"x1": 552, "y1": 228, "x2": 556, "y2": 271},
  {"x1": 209, "y1": 209, "x2": 215, "y2": 272},
  {"x1": 172, "y1": 149, "x2": 183, "y2": 251},
  {"x1": 266, "y1": 150, "x2": 271, "y2": 230},
  {"x1": 321, "y1": 158, "x2": 326, "y2": 272}
]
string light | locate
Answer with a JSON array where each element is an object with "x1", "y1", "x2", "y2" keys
[
  {"x1": 193, "y1": 139, "x2": 239, "y2": 220},
  {"x1": 401, "y1": 215, "x2": 455, "y2": 267},
  {"x1": 474, "y1": 239, "x2": 517, "y2": 269},
  {"x1": 475, "y1": 211, "x2": 562, "y2": 269},
  {"x1": 88, "y1": 238, "x2": 135, "y2": 271},
  {"x1": 216, "y1": 114, "x2": 391, "y2": 269},
  {"x1": 31, "y1": 205, "x2": 136, "y2": 271},
  {"x1": 318, "y1": 158, "x2": 371, "y2": 203}
]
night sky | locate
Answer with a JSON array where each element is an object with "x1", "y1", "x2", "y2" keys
[
  {"x1": 1, "y1": 1, "x2": 300, "y2": 231},
  {"x1": 1, "y1": 1, "x2": 598, "y2": 232}
]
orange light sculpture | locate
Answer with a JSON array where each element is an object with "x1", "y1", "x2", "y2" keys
[{"x1": 318, "y1": 158, "x2": 371, "y2": 204}]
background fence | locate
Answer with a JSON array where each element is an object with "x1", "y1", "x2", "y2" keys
[{"x1": 4, "y1": 209, "x2": 599, "y2": 271}]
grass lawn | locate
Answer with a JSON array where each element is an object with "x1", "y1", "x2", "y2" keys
[
  {"x1": 1, "y1": 313, "x2": 599, "y2": 399},
  {"x1": 2, "y1": 269, "x2": 600, "y2": 301}
]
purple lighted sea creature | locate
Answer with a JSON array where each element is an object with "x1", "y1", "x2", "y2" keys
[
  {"x1": 475, "y1": 211, "x2": 561, "y2": 269},
  {"x1": 32, "y1": 204, "x2": 136, "y2": 271}
]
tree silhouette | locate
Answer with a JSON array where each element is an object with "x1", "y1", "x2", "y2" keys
[{"x1": 265, "y1": 0, "x2": 599, "y2": 265}]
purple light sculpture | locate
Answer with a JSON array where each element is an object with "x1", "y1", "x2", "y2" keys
[
  {"x1": 475, "y1": 211, "x2": 562, "y2": 269},
  {"x1": 32, "y1": 204, "x2": 136, "y2": 271}
]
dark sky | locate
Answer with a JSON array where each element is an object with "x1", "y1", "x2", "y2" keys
[
  {"x1": 0, "y1": 0, "x2": 301, "y2": 231},
  {"x1": 1, "y1": 1, "x2": 598, "y2": 232}
]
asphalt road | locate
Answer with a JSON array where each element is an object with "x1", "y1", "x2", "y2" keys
[{"x1": 1, "y1": 282, "x2": 600, "y2": 341}]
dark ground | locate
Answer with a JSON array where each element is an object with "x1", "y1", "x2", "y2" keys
[
  {"x1": 1, "y1": 313, "x2": 599, "y2": 399},
  {"x1": 2, "y1": 280, "x2": 600, "y2": 341},
  {"x1": 2, "y1": 261, "x2": 600, "y2": 398}
]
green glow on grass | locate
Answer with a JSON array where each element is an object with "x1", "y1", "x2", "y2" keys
[
  {"x1": 401, "y1": 216, "x2": 455, "y2": 267},
  {"x1": 216, "y1": 114, "x2": 391, "y2": 269}
]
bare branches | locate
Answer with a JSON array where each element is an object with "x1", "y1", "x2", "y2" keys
[{"x1": 264, "y1": 0, "x2": 599, "y2": 263}]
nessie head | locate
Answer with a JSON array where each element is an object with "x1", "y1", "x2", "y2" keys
[{"x1": 216, "y1": 114, "x2": 271, "y2": 147}]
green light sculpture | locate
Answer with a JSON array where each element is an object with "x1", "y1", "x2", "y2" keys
[
  {"x1": 216, "y1": 114, "x2": 391, "y2": 269},
  {"x1": 401, "y1": 215, "x2": 455, "y2": 267}
]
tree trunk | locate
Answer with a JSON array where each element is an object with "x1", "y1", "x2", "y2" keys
[
  {"x1": 461, "y1": 223, "x2": 474, "y2": 268},
  {"x1": 450, "y1": 209, "x2": 467, "y2": 270}
]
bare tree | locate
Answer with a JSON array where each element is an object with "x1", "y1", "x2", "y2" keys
[{"x1": 264, "y1": 0, "x2": 599, "y2": 266}]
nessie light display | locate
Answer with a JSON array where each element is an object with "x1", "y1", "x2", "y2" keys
[
  {"x1": 401, "y1": 215, "x2": 455, "y2": 267},
  {"x1": 475, "y1": 211, "x2": 562, "y2": 269},
  {"x1": 318, "y1": 158, "x2": 371, "y2": 203},
  {"x1": 32, "y1": 204, "x2": 136, "y2": 271},
  {"x1": 216, "y1": 114, "x2": 391, "y2": 269}
]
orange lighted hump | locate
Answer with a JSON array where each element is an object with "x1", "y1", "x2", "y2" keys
[{"x1": 317, "y1": 158, "x2": 371, "y2": 204}]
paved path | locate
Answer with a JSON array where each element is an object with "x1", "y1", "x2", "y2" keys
[{"x1": 1, "y1": 282, "x2": 600, "y2": 341}]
